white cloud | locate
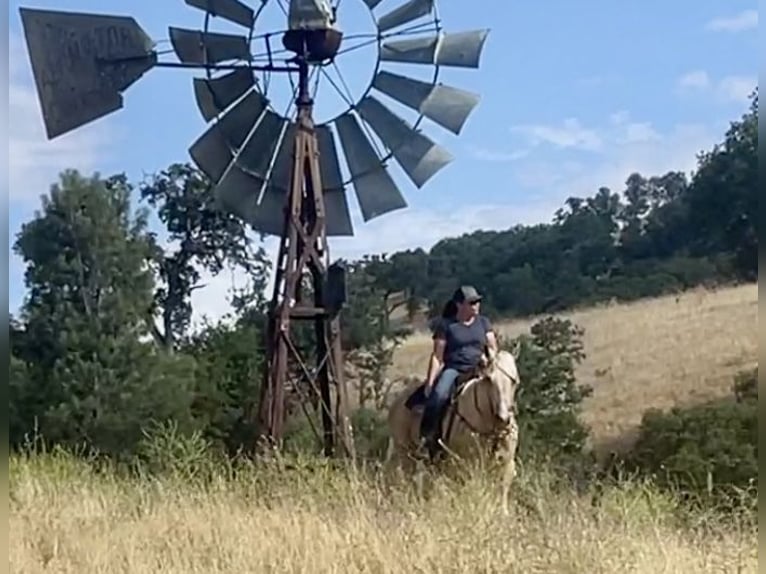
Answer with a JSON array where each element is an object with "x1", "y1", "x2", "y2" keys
[
  {"x1": 717, "y1": 75, "x2": 758, "y2": 104},
  {"x1": 676, "y1": 70, "x2": 757, "y2": 105},
  {"x1": 512, "y1": 119, "x2": 720, "y2": 202},
  {"x1": 510, "y1": 118, "x2": 603, "y2": 152},
  {"x1": 7, "y1": 32, "x2": 116, "y2": 205},
  {"x1": 465, "y1": 145, "x2": 529, "y2": 163},
  {"x1": 677, "y1": 70, "x2": 711, "y2": 90},
  {"x1": 608, "y1": 110, "x2": 631, "y2": 125},
  {"x1": 705, "y1": 9, "x2": 758, "y2": 32},
  {"x1": 607, "y1": 111, "x2": 662, "y2": 144},
  {"x1": 620, "y1": 122, "x2": 662, "y2": 144}
]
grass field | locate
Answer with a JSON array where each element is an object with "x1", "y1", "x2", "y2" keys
[
  {"x1": 389, "y1": 283, "x2": 758, "y2": 454},
  {"x1": 11, "y1": 284, "x2": 759, "y2": 572},
  {"x1": 10, "y1": 450, "x2": 757, "y2": 573}
]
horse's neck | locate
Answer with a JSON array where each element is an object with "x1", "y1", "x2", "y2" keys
[{"x1": 454, "y1": 378, "x2": 494, "y2": 433}]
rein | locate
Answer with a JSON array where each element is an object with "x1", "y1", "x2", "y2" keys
[{"x1": 444, "y1": 377, "x2": 498, "y2": 442}]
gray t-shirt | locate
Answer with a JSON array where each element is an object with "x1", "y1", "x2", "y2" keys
[{"x1": 433, "y1": 314, "x2": 493, "y2": 372}]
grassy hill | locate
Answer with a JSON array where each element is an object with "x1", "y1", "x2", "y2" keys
[
  {"x1": 10, "y1": 284, "x2": 758, "y2": 572},
  {"x1": 388, "y1": 282, "x2": 758, "y2": 455}
]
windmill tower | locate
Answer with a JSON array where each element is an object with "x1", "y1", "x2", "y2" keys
[{"x1": 18, "y1": 0, "x2": 490, "y2": 458}]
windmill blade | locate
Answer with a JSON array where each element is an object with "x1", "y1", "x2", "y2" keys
[
  {"x1": 361, "y1": 0, "x2": 384, "y2": 9},
  {"x1": 316, "y1": 126, "x2": 354, "y2": 236},
  {"x1": 187, "y1": 89, "x2": 269, "y2": 181},
  {"x1": 169, "y1": 26, "x2": 251, "y2": 64},
  {"x1": 193, "y1": 68, "x2": 255, "y2": 122},
  {"x1": 184, "y1": 0, "x2": 255, "y2": 29},
  {"x1": 18, "y1": 7, "x2": 156, "y2": 139},
  {"x1": 380, "y1": 30, "x2": 490, "y2": 68},
  {"x1": 335, "y1": 113, "x2": 408, "y2": 222},
  {"x1": 373, "y1": 71, "x2": 480, "y2": 135},
  {"x1": 377, "y1": 0, "x2": 434, "y2": 33},
  {"x1": 356, "y1": 96, "x2": 453, "y2": 188},
  {"x1": 189, "y1": 126, "x2": 232, "y2": 183},
  {"x1": 267, "y1": 123, "x2": 297, "y2": 194},
  {"x1": 214, "y1": 167, "x2": 286, "y2": 236},
  {"x1": 236, "y1": 110, "x2": 288, "y2": 183},
  {"x1": 215, "y1": 89, "x2": 269, "y2": 148}
]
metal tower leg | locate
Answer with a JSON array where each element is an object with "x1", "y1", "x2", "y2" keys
[{"x1": 256, "y1": 58, "x2": 354, "y2": 459}]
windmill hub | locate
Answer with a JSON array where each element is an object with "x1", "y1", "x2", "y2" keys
[
  {"x1": 283, "y1": 0, "x2": 343, "y2": 63},
  {"x1": 282, "y1": 28, "x2": 343, "y2": 64}
]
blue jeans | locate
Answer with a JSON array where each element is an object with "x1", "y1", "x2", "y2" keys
[{"x1": 420, "y1": 368, "x2": 461, "y2": 439}]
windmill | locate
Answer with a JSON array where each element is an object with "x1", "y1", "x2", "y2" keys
[{"x1": 18, "y1": 0, "x2": 490, "y2": 458}]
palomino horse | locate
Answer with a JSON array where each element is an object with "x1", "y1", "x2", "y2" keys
[{"x1": 385, "y1": 349, "x2": 521, "y2": 513}]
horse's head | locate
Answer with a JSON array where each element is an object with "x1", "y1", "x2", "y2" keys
[{"x1": 479, "y1": 350, "x2": 520, "y2": 427}]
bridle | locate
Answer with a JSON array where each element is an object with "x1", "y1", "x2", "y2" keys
[{"x1": 443, "y1": 363, "x2": 516, "y2": 443}]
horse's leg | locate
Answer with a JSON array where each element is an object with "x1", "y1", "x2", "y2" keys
[
  {"x1": 384, "y1": 436, "x2": 395, "y2": 465},
  {"x1": 496, "y1": 417, "x2": 519, "y2": 516}
]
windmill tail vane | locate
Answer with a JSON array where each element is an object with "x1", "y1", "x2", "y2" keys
[{"x1": 17, "y1": 0, "x2": 490, "y2": 457}]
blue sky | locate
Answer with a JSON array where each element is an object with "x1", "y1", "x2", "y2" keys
[{"x1": 7, "y1": 0, "x2": 758, "y2": 324}]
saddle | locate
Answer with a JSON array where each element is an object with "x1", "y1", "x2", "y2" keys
[{"x1": 404, "y1": 367, "x2": 482, "y2": 410}]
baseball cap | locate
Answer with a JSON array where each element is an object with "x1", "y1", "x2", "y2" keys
[{"x1": 452, "y1": 285, "x2": 482, "y2": 304}]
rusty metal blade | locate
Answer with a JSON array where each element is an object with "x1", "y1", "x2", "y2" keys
[
  {"x1": 381, "y1": 29, "x2": 489, "y2": 68},
  {"x1": 357, "y1": 95, "x2": 453, "y2": 188},
  {"x1": 18, "y1": 7, "x2": 156, "y2": 139},
  {"x1": 184, "y1": 0, "x2": 255, "y2": 29},
  {"x1": 236, "y1": 110, "x2": 288, "y2": 184},
  {"x1": 189, "y1": 126, "x2": 233, "y2": 183},
  {"x1": 377, "y1": 0, "x2": 434, "y2": 33},
  {"x1": 372, "y1": 70, "x2": 480, "y2": 135},
  {"x1": 169, "y1": 26, "x2": 250, "y2": 64},
  {"x1": 316, "y1": 125, "x2": 354, "y2": 236},
  {"x1": 187, "y1": 89, "x2": 268, "y2": 182},
  {"x1": 335, "y1": 112, "x2": 407, "y2": 222},
  {"x1": 193, "y1": 68, "x2": 255, "y2": 121},
  {"x1": 214, "y1": 167, "x2": 286, "y2": 236}
]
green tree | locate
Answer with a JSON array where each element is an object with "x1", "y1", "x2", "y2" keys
[
  {"x1": 11, "y1": 170, "x2": 197, "y2": 458},
  {"x1": 139, "y1": 163, "x2": 271, "y2": 350},
  {"x1": 502, "y1": 317, "x2": 592, "y2": 468},
  {"x1": 179, "y1": 315, "x2": 265, "y2": 455},
  {"x1": 685, "y1": 91, "x2": 758, "y2": 278}
]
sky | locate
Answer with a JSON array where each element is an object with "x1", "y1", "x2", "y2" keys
[{"x1": 6, "y1": 0, "x2": 759, "y2": 327}]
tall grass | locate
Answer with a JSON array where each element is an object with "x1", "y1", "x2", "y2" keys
[{"x1": 10, "y1": 446, "x2": 756, "y2": 573}]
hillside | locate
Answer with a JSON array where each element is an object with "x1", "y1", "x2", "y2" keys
[{"x1": 389, "y1": 282, "x2": 758, "y2": 454}]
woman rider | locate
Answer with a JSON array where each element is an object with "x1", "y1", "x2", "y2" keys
[{"x1": 419, "y1": 285, "x2": 498, "y2": 455}]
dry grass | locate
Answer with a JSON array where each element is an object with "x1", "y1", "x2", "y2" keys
[
  {"x1": 11, "y1": 285, "x2": 758, "y2": 572},
  {"x1": 10, "y1": 451, "x2": 757, "y2": 573},
  {"x1": 389, "y1": 283, "x2": 758, "y2": 454}
]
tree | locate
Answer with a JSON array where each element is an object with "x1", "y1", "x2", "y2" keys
[
  {"x1": 139, "y1": 163, "x2": 271, "y2": 350},
  {"x1": 179, "y1": 315, "x2": 265, "y2": 455},
  {"x1": 11, "y1": 170, "x2": 198, "y2": 457},
  {"x1": 685, "y1": 91, "x2": 758, "y2": 279},
  {"x1": 502, "y1": 317, "x2": 592, "y2": 467}
]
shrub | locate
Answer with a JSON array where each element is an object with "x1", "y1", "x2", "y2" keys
[
  {"x1": 623, "y1": 367, "x2": 757, "y2": 512},
  {"x1": 501, "y1": 317, "x2": 593, "y2": 475}
]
